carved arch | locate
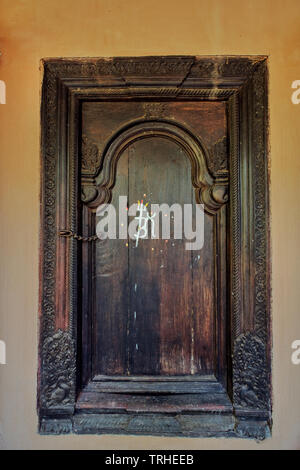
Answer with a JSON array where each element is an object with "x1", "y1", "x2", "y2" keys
[{"x1": 81, "y1": 120, "x2": 228, "y2": 214}]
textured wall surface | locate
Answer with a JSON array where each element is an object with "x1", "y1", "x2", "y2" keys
[{"x1": 0, "y1": 0, "x2": 299, "y2": 449}]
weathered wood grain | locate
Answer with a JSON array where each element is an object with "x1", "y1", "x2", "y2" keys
[
  {"x1": 85, "y1": 103, "x2": 226, "y2": 379},
  {"x1": 94, "y1": 151, "x2": 129, "y2": 375}
]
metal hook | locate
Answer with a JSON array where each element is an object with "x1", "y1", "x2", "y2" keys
[{"x1": 58, "y1": 230, "x2": 73, "y2": 238}]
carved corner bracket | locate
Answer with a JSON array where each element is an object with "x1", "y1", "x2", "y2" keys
[{"x1": 81, "y1": 120, "x2": 228, "y2": 215}]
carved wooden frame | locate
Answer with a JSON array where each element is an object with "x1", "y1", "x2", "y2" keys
[{"x1": 38, "y1": 56, "x2": 271, "y2": 439}]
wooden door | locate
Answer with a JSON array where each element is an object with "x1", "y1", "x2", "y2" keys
[
  {"x1": 80, "y1": 100, "x2": 228, "y2": 388},
  {"x1": 39, "y1": 57, "x2": 271, "y2": 437}
]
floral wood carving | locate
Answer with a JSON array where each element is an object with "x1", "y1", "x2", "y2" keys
[
  {"x1": 143, "y1": 103, "x2": 166, "y2": 119},
  {"x1": 46, "y1": 57, "x2": 194, "y2": 81},
  {"x1": 41, "y1": 330, "x2": 76, "y2": 409},
  {"x1": 112, "y1": 57, "x2": 194, "y2": 76},
  {"x1": 81, "y1": 120, "x2": 229, "y2": 214},
  {"x1": 45, "y1": 56, "x2": 264, "y2": 84},
  {"x1": 252, "y1": 61, "x2": 269, "y2": 343},
  {"x1": 189, "y1": 57, "x2": 257, "y2": 80},
  {"x1": 40, "y1": 418, "x2": 72, "y2": 435},
  {"x1": 233, "y1": 332, "x2": 269, "y2": 410},
  {"x1": 81, "y1": 135, "x2": 101, "y2": 174},
  {"x1": 207, "y1": 136, "x2": 228, "y2": 174}
]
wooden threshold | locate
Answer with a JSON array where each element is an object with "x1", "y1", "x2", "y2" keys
[{"x1": 76, "y1": 377, "x2": 232, "y2": 414}]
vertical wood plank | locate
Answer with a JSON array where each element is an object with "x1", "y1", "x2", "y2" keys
[
  {"x1": 94, "y1": 150, "x2": 129, "y2": 375},
  {"x1": 192, "y1": 209, "x2": 215, "y2": 374},
  {"x1": 127, "y1": 138, "x2": 195, "y2": 375}
]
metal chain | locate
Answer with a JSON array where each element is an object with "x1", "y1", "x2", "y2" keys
[{"x1": 58, "y1": 230, "x2": 99, "y2": 242}]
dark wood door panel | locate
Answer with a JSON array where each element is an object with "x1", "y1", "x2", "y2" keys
[
  {"x1": 93, "y1": 137, "x2": 215, "y2": 377},
  {"x1": 83, "y1": 105, "x2": 226, "y2": 380},
  {"x1": 128, "y1": 137, "x2": 195, "y2": 376}
]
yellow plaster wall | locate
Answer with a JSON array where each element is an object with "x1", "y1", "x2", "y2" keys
[{"x1": 0, "y1": 0, "x2": 299, "y2": 449}]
